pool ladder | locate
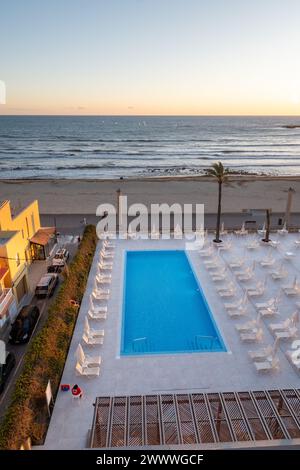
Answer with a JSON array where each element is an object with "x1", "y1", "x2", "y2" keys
[
  {"x1": 193, "y1": 335, "x2": 218, "y2": 351},
  {"x1": 132, "y1": 337, "x2": 149, "y2": 353}
]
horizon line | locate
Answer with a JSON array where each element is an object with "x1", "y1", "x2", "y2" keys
[{"x1": 0, "y1": 113, "x2": 300, "y2": 118}]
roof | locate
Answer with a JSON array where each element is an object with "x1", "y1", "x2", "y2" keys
[
  {"x1": 0, "y1": 230, "x2": 18, "y2": 245},
  {"x1": 30, "y1": 227, "x2": 56, "y2": 246}
]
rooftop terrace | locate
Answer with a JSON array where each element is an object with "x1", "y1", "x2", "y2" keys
[{"x1": 44, "y1": 231, "x2": 300, "y2": 449}]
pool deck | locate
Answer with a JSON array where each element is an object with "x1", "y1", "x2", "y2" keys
[{"x1": 44, "y1": 233, "x2": 300, "y2": 449}]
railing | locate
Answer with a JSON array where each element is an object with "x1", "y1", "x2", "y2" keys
[
  {"x1": 132, "y1": 337, "x2": 148, "y2": 353},
  {"x1": 0, "y1": 288, "x2": 13, "y2": 316},
  {"x1": 194, "y1": 335, "x2": 218, "y2": 351}
]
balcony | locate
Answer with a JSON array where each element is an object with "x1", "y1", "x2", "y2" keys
[{"x1": 0, "y1": 288, "x2": 13, "y2": 318}]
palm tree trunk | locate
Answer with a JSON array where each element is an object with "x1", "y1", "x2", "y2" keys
[
  {"x1": 263, "y1": 209, "x2": 271, "y2": 242},
  {"x1": 214, "y1": 181, "x2": 222, "y2": 242}
]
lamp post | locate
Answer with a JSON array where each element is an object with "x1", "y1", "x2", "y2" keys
[
  {"x1": 285, "y1": 187, "x2": 295, "y2": 229},
  {"x1": 116, "y1": 189, "x2": 121, "y2": 236}
]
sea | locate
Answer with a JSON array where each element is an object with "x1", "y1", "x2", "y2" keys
[{"x1": 0, "y1": 115, "x2": 300, "y2": 179}]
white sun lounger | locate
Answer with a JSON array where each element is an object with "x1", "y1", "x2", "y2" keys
[
  {"x1": 283, "y1": 278, "x2": 300, "y2": 296},
  {"x1": 274, "y1": 326, "x2": 298, "y2": 341},
  {"x1": 82, "y1": 332, "x2": 104, "y2": 346},
  {"x1": 284, "y1": 251, "x2": 296, "y2": 260},
  {"x1": 210, "y1": 268, "x2": 227, "y2": 281},
  {"x1": 257, "y1": 223, "x2": 265, "y2": 235},
  {"x1": 247, "y1": 280, "x2": 266, "y2": 297},
  {"x1": 94, "y1": 285, "x2": 110, "y2": 295},
  {"x1": 203, "y1": 256, "x2": 220, "y2": 266},
  {"x1": 260, "y1": 307, "x2": 279, "y2": 317},
  {"x1": 254, "y1": 357, "x2": 279, "y2": 372},
  {"x1": 229, "y1": 258, "x2": 245, "y2": 269},
  {"x1": 92, "y1": 291, "x2": 109, "y2": 301},
  {"x1": 260, "y1": 255, "x2": 275, "y2": 267},
  {"x1": 76, "y1": 344, "x2": 102, "y2": 368},
  {"x1": 219, "y1": 289, "x2": 236, "y2": 298},
  {"x1": 255, "y1": 295, "x2": 280, "y2": 310},
  {"x1": 103, "y1": 240, "x2": 116, "y2": 248},
  {"x1": 269, "y1": 240, "x2": 280, "y2": 248},
  {"x1": 240, "y1": 328, "x2": 263, "y2": 342},
  {"x1": 248, "y1": 340, "x2": 278, "y2": 361},
  {"x1": 235, "y1": 223, "x2": 248, "y2": 236},
  {"x1": 88, "y1": 309, "x2": 107, "y2": 320},
  {"x1": 269, "y1": 318, "x2": 293, "y2": 332},
  {"x1": 246, "y1": 239, "x2": 260, "y2": 250},
  {"x1": 271, "y1": 264, "x2": 288, "y2": 280},
  {"x1": 235, "y1": 318, "x2": 260, "y2": 333},
  {"x1": 220, "y1": 223, "x2": 228, "y2": 235},
  {"x1": 277, "y1": 223, "x2": 288, "y2": 235},
  {"x1": 236, "y1": 268, "x2": 255, "y2": 282},
  {"x1": 217, "y1": 283, "x2": 236, "y2": 298},
  {"x1": 75, "y1": 362, "x2": 100, "y2": 377},
  {"x1": 102, "y1": 243, "x2": 115, "y2": 252},
  {"x1": 227, "y1": 306, "x2": 248, "y2": 318},
  {"x1": 100, "y1": 250, "x2": 114, "y2": 259},
  {"x1": 96, "y1": 275, "x2": 111, "y2": 285},
  {"x1": 224, "y1": 293, "x2": 247, "y2": 310},
  {"x1": 96, "y1": 270, "x2": 112, "y2": 279},
  {"x1": 84, "y1": 318, "x2": 105, "y2": 338},
  {"x1": 217, "y1": 241, "x2": 231, "y2": 251},
  {"x1": 199, "y1": 246, "x2": 213, "y2": 257},
  {"x1": 89, "y1": 300, "x2": 107, "y2": 314},
  {"x1": 98, "y1": 262, "x2": 113, "y2": 270}
]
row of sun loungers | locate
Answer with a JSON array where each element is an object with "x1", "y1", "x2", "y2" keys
[
  {"x1": 201, "y1": 237, "x2": 300, "y2": 373},
  {"x1": 75, "y1": 239, "x2": 115, "y2": 377}
]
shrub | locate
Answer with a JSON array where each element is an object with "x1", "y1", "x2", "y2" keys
[{"x1": 0, "y1": 225, "x2": 97, "y2": 449}]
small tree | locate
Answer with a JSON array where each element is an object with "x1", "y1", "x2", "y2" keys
[{"x1": 206, "y1": 161, "x2": 230, "y2": 243}]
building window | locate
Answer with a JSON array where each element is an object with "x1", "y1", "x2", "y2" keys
[
  {"x1": 31, "y1": 213, "x2": 36, "y2": 234},
  {"x1": 16, "y1": 253, "x2": 20, "y2": 267},
  {"x1": 22, "y1": 229, "x2": 24, "y2": 239}
]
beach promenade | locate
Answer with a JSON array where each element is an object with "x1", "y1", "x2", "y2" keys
[{"x1": 0, "y1": 176, "x2": 300, "y2": 216}]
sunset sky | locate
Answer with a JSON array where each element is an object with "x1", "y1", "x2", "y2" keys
[{"x1": 1, "y1": 0, "x2": 300, "y2": 115}]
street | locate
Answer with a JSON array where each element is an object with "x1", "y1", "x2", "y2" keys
[{"x1": 0, "y1": 235, "x2": 79, "y2": 420}]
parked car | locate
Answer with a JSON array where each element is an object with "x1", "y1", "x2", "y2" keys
[
  {"x1": 47, "y1": 264, "x2": 61, "y2": 274},
  {"x1": 0, "y1": 351, "x2": 16, "y2": 394},
  {"x1": 9, "y1": 306, "x2": 40, "y2": 344},
  {"x1": 35, "y1": 273, "x2": 59, "y2": 298},
  {"x1": 52, "y1": 248, "x2": 69, "y2": 267}
]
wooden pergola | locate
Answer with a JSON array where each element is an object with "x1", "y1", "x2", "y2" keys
[{"x1": 90, "y1": 389, "x2": 300, "y2": 448}]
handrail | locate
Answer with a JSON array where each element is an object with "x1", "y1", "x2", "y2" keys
[{"x1": 194, "y1": 334, "x2": 217, "y2": 350}]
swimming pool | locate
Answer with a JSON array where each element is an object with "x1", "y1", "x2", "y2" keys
[{"x1": 121, "y1": 250, "x2": 226, "y2": 355}]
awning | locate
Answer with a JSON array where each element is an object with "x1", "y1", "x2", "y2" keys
[{"x1": 30, "y1": 227, "x2": 56, "y2": 246}]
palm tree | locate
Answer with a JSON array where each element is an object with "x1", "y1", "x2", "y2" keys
[
  {"x1": 207, "y1": 161, "x2": 229, "y2": 243},
  {"x1": 262, "y1": 209, "x2": 271, "y2": 243}
]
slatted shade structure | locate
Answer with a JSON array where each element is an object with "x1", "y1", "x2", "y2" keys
[{"x1": 90, "y1": 389, "x2": 300, "y2": 448}]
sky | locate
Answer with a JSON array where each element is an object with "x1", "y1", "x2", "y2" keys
[{"x1": 1, "y1": 0, "x2": 300, "y2": 115}]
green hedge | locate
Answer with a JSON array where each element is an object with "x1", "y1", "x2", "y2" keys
[{"x1": 0, "y1": 225, "x2": 97, "y2": 449}]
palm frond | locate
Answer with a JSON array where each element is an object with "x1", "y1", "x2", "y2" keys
[{"x1": 206, "y1": 161, "x2": 229, "y2": 181}]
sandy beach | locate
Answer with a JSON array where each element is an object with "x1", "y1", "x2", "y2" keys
[
  {"x1": 0, "y1": 175, "x2": 300, "y2": 215},
  {"x1": 0, "y1": 176, "x2": 300, "y2": 214}
]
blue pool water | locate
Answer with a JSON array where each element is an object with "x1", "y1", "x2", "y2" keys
[{"x1": 121, "y1": 250, "x2": 226, "y2": 355}]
